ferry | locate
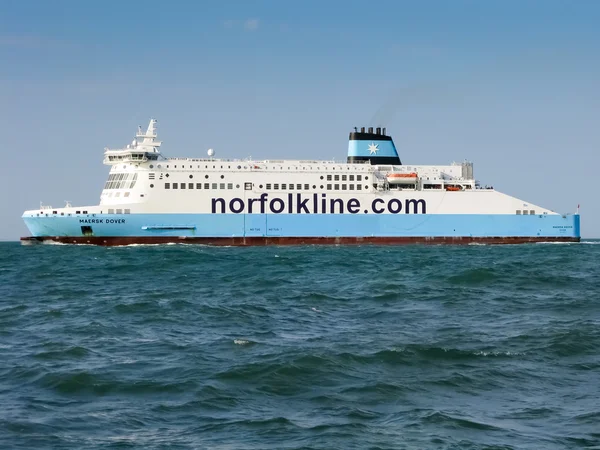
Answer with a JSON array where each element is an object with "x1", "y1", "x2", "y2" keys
[{"x1": 21, "y1": 119, "x2": 580, "y2": 245}]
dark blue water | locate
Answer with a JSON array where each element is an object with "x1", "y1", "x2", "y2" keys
[{"x1": 1, "y1": 241, "x2": 599, "y2": 449}]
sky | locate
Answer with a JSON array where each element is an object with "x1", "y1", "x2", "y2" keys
[{"x1": 1, "y1": 0, "x2": 599, "y2": 239}]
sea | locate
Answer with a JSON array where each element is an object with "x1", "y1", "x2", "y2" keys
[{"x1": 1, "y1": 241, "x2": 599, "y2": 450}]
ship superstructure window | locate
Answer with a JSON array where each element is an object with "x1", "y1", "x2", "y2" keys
[
  {"x1": 173, "y1": 183, "x2": 178, "y2": 189},
  {"x1": 342, "y1": 175, "x2": 347, "y2": 181},
  {"x1": 180, "y1": 183, "x2": 186, "y2": 189},
  {"x1": 104, "y1": 173, "x2": 138, "y2": 189},
  {"x1": 530, "y1": 210, "x2": 535, "y2": 215},
  {"x1": 297, "y1": 184, "x2": 302, "y2": 190},
  {"x1": 274, "y1": 184, "x2": 279, "y2": 190},
  {"x1": 335, "y1": 184, "x2": 339, "y2": 190},
  {"x1": 522, "y1": 210, "x2": 528, "y2": 215},
  {"x1": 266, "y1": 184, "x2": 272, "y2": 190},
  {"x1": 189, "y1": 183, "x2": 194, "y2": 189},
  {"x1": 197, "y1": 183, "x2": 202, "y2": 189},
  {"x1": 327, "y1": 175, "x2": 332, "y2": 181},
  {"x1": 204, "y1": 183, "x2": 209, "y2": 189},
  {"x1": 220, "y1": 183, "x2": 225, "y2": 189},
  {"x1": 342, "y1": 184, "x2": 347, "y2": 190},
  {"x1": 334, "y1": 175, "x2": 339, "y2": 181},
  {"x1": 165, "y1": 183, "x2": 170, "y2": 189},
  {"x1": 357, "y1": 175, "x2": 362, "y2": 181},
  {"x1": 304, "y1": 184, "x2": 309, "y2": 190},
  {"x1": 212, "y1": 183, "x2": 217, "y2": 189},
  {"x1": 516, "y1": 210, "x2": 521, "y2": 215},
  {"x1": 349, "y1": 184, "x2": 354, "y2": 190},
  {"x1": 349, "y1": 175, "x2": 354, "y2": 181},
  {"x1": 327, "y1": 184, "x2": 332, "y2": 190},
  {"x1": 227, "y1": 183, "x2": 233, "y2": 189}
]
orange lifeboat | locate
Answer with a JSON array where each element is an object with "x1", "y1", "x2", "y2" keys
[
  {"x1": 387, "y1": 172, "x2": 418, "y2": 185},
  {"x1": 445, "y1": 186, "x2": 462, "y2": 191}
]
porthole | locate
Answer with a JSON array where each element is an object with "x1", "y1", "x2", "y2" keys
[
  {"x1": 157, "y1": 164, "x2": 161, "y2": 168},
  {"x1": 237, "y1": 165, "x2": 241, "y2": 169},
  {"x1": 149, "y1": 164, "x2": 154, "y2": 169},
  {"x1": 320, "y1": 176, "x2": 324, "y2": 180},
  {"x1": 259, "y1": 184, "x2": 263, "y2": 188},
  {"x1": 205, "y1": 175, "x2": 209, "y2": 179},
  {"x1": 189, "y1": 175, "x2": 193, "y2": 179},
  {"x1": 365, "y1": 176, "x2": 369, "y2": 180},
  {"x1": 150, "y1": 184, "x2": 154, "y2": 188},
  {"x1": 320, "y1": 185, "x2": 323, "y2": 189},
  {"x1": 312, "y1": 185, "x2": 316, "y2": 189},
  {"x1": 220, "y1": 175, "x2": 224, "y2": 179},
  {"x1": 236, "y1": 184, "x2": 240, "y2": 188}
]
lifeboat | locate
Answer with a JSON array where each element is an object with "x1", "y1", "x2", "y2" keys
[
  {"x1": 387, "y1": 172, "x2": 418, "y2": 185},
  {"x1": 445, "y1": 186, "x2": 462, "y2": 191}
]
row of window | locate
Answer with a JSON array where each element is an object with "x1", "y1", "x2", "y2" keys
[
  {"x1": 149, "y1": 163, "x2": 369, "y2": 171},
  {"x1": 107, "y1": 209, "x2": 131, "y2": 214},
  {"x1": 162, "y1": 182, "x2": 368, "y2": 191},
  {"x1": 105, "y1": 173, "x2": 138, "y2": 190},
  {"x1": 164, "y1": 182, "x2": 238, "y2": 190},
  {"x1": 325, "y1": 174, "x2": 364, "y2": 181},
  {"x1": 516, "y1": 210, "x2": 536, "y2": 215}
]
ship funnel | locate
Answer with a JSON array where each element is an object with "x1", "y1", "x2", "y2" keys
[{"x1": 347, "y1": 127, "x2": 401, "y2": 165}]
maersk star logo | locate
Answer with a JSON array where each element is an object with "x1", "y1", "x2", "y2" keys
[{"x1": 368, "y1": 142, "x2": 379, "y2": 155}]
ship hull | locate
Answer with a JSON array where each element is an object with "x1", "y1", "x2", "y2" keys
[
  {"x1": 21, "y1": 212, "x2": 581, "y2": 246},
  {"x1": 20, "y1": 235, "x2": 580, "y2": 246}
]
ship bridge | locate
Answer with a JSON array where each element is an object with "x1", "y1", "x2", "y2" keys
[{"x1": 104, "y1": 119, "x2": 162, "y2": 165}]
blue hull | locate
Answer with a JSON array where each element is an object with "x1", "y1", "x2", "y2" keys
[{"x1": 22, "y1": 213, "x2": 580, "y2": 245}]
